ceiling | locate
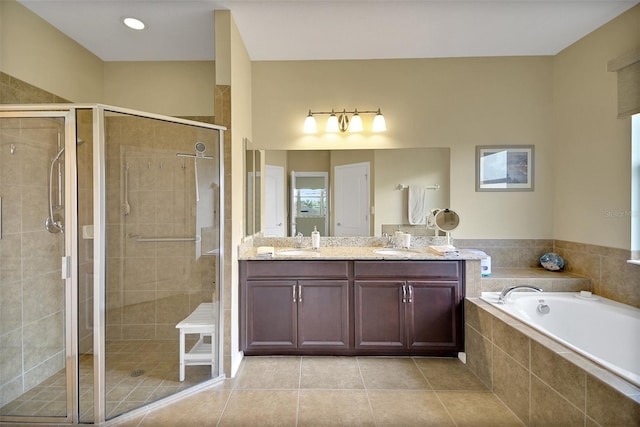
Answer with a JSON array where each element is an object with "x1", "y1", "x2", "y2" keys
[{"x1": 17, "y1": 0, "x2": 640, "y2": 62}]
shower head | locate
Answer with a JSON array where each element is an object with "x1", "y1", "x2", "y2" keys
[{"x1": 195, "y1": 142, "x2": 206, "y2": 154}]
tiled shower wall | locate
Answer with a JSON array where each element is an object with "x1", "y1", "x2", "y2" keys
[
  {"x1": 104, "y1": 116, "x2": 218, "y2": 341},
  {"x1": 0, "y1": 118, "x2": 66, "y2": 406},
  {"x1": 0, "y1": 73, "x2": 71, "y2": 406},
  {"x1": 2, "y1": 72, "x2": 219, "y2": 342}
]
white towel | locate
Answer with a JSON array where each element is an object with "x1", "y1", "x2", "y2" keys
[{"x1": 408, "y1": 186, "x2": 428, "y2": 225}]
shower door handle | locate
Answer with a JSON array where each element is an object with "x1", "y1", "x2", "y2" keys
[{"x1": 61, "y1": 256, "x2": 71, "y2": 279}]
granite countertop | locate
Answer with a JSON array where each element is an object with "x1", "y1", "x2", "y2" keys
[{"x1": 239, "y1": 245, "x2": 484, "y2": 261}]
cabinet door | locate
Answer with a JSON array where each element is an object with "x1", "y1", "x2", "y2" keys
[
  {"x1": 245, "y1": 280, "x2": 297, "y2": 350},
  {"x1": 354, "y1": 280, "x2": 405, "y2": 349},
  {"x1": 297, "y1": 280, "x2": 350, "y2": 349},
  {"x1": 406, "y1": 281, "x2": 461, "y2": 351}
]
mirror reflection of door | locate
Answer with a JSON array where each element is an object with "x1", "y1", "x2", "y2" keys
[
  {"x1": 264, "y1": 165, "x2": 286, "y2": 236},
  {"x1": 334, "y1": 162, "x2": 370, "y2": 236},
  {"x1": 290, "y1": 171, "x2": 328, "y2": 236}
]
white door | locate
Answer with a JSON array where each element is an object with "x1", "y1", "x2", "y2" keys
[
  {"x1": 334, "y1": 162, "x2": 370, "y2": 236},
  {"x1": 264, "y1": 165, "x2": 285, "y2": 236}
]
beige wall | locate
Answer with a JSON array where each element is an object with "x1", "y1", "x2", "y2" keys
[
  {"x1": 252, "y1": 57, "x2": 555, "y2": 240},
  {"x1": 553, "y1": 5, "x2": 640, "y2": 250},
  {"x1": 103, "y1": 61, "x2": 215, "y2": 116},
  {"x1": 0, "y1": 1, "x2": 216, "y2": 117},
  {"x1": 215, "y1": 10, "x2": 252, "y2": 377},
  {"x1": 0, "y1": 0, "x2": 104, "y2": 103}
]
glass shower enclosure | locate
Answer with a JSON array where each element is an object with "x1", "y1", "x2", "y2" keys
[{"x1": 0, "y1": 104, "x2": 225, "y2": 424}]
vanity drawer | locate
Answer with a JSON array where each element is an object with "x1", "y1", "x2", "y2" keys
[
  {"x1": 353, "y1": 260, "x2": 460, "y2": 280},
  {"x1": 242, "y1": 260, "x2": 350, "y2": 279}
]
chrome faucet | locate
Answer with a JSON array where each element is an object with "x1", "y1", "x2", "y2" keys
[
  {"x1": 295, "y1": 232, "x2": 304, "y2": 248},
  {"x1": 498, "y1": 285, "x2": 543, "y2": 304}
]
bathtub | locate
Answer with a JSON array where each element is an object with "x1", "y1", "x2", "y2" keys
[{"x1": 480, "y1": 291, "x2": 640, "y2": 388}]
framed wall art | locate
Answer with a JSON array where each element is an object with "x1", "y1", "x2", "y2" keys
[{"x1": 476, "y1": 145, "x2": 535, "y2": 192}]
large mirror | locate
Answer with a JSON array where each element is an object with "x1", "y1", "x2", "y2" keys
[
  {"x1": 244, "y1": 138, "x2": 263, "y2": 236},
  {"x1": 254, "y1": 148, "x2": 450, "y2": 237}
]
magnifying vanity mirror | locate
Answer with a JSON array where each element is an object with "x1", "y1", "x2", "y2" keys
[
  {"x1": 246, "y1": 147, "x2": 451, "y2": 237},
  {"x1": 427, "y1": 208, "x2": 460, "y2": 244}
]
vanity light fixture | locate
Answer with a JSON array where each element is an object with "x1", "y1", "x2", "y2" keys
[
  {"x1": 303, "y1": 108, "x2": 386, "y2": 133},
  {"x1": 123, "y1": 17, "x2": 146, "y2": 30}
]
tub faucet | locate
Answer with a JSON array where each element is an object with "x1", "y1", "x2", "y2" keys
[{"x1": 498, "y1": 285, "x2": 543, "y2": 304}]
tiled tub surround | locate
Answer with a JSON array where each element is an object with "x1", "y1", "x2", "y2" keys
[
  {"x1": 455, "y1": 238, "x2": 640, "y2": 309},
  {"x1": 465, "y1": 298, "x2": 640, "y2": 426}
]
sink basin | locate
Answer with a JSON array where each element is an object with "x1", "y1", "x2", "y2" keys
[
  {"x1": 373, "y1": 248, "x2": 418, "y2": 257},
  {"x1": 276, "y1": 249, "x2": 320, "y2": 257}
]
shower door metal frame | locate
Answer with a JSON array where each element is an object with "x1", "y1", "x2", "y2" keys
[
  {"x1": 91, "y1": 105, "x2": 227, "y2": 424},
  {"x1": 1, "y1": 104, "x2": 226, "y2": 425},
  {"x1": 0, "y1": 107, "x2": 80, "y2": 425}
]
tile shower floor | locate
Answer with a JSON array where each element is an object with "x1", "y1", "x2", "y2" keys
[
  {"x1": 1, "y1": 339, "x2": 211, "y2": 422},
  {"x1": 114, "y1": 356, "x2": 525, "y2": 427}
]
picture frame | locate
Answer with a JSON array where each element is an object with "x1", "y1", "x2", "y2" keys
[{"x1": 476, "y1": 145, "x2": 535, "y2": 192}]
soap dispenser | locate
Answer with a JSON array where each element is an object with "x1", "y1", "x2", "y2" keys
[{"x1": 311, "y1": 226, "x2": 320, "y2": 250}]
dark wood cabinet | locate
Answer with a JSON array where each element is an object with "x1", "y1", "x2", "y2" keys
[
  {"x1": 240, "y1": 261, "x2": 351, "y2": 355},
  {"x1": 406, "y1": 281, "x2": 460, "y2": 351},
  {"x1": 354, "y1": 280, "x2": 405, "y2": 349},
  {"x1": 240, "y1": 259, "x2": 464, "y2": 357},
  {"x1": 353, "y1": 261, "x2": 464, "y2": 356},
  {"x1": 354, "y1": 280, "x2": 462, "y2": 355},
  {"x1": 297, "y1": 280, "x2": 349, "y2": 349},
  {"x1": 245, "y1": 280, "x2": 297, "y2": 350}
]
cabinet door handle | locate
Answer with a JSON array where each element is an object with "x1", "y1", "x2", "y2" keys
[
  {"x1": 408, "y1": 285, "x2": 413, "y2": 303},
  {"x1": 292, "y1": 285, "x2": 297, "y2": 303},
  {"x1": 298, "y1": 284, "x2": 302, "y2": 303},
  {"x1": 402, "y1": 284, "x2": 407, "y2": 303}
]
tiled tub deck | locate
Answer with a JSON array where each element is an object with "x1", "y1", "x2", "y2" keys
[{"x1": 464, "y1": 268, "x2": 640, "y2": 426}]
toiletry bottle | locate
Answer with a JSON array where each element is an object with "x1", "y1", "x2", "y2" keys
[
  {"x1": 311, "y1": 226, "x2": 320, "y2": 250},
  {"x1": 402, "y1": 232, "x2": 411, "y2": 249},
  {"x1": 394, "y1": 227, "x2": 403, "y2": 248}
]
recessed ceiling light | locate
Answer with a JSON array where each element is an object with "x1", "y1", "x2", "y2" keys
[{"x1": 123, "y1": 17, "x2": 145, "y2": 30}]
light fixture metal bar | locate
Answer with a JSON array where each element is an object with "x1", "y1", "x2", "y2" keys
[{"x1": 308, "y1": 109, "x2": 379, "y2": 115}]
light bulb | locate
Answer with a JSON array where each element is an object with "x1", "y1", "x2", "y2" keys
[
  {"x1": 303, "y1": 111, "x2": 317, "y2": 133},
  {"x1": 350, "y1": 110, "x2": 363, "y2": 132},
  {"x1": 372, "y1": 109, "x2": 386, "y2": 132},
  {"x1": 123, "y1": 17, "x2": 145, "y2": 30},
  {"x1": 326, "y1": 110, "x2": 340, "y2": 132}
]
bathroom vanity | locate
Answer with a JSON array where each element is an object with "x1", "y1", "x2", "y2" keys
[{"x1": 239, "y1": 252, "x2": 465, "y2": 357}]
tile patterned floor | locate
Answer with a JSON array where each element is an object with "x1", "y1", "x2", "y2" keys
[
  {"x1": 115, "y1": 356, "x2": 525, "y2": 427},
  {"x1": 1, "y1": 339, "x2": 211, "y2": 422}
]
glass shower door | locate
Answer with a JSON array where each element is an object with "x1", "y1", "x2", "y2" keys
[{"x1": 0, "y1": 113, "x2": 76, "y2": 423}]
